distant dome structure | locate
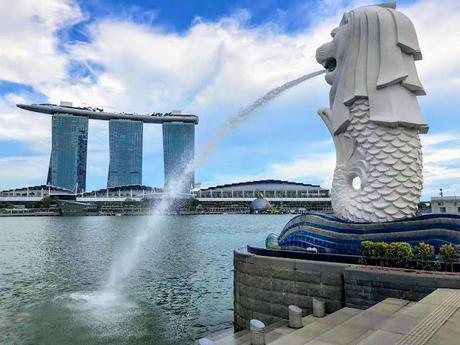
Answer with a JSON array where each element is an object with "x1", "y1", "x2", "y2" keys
[{"x1": 250, "y1": 197, "x2": 271, "y2": 213}]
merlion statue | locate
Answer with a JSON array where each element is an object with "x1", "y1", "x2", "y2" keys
[{"x1": 316, "y1": 2, "x2": 428, "y2": 222}]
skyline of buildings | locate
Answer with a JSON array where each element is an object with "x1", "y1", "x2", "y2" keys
[{"x1": 20, "y1": 102, "x2": 198, "y2": 194}]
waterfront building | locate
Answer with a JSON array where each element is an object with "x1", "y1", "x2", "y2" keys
[
  {"x1": 108, "y1": 119, "x2": 143, "y2": 187},
  {"x1": 0, "y1": 184, "x2": 75, "y2": 199},
  {"x1": 162, "y1": 122, "x2": 195, "y2": 193},
  {"x1": 78, "y1": 184, "x2": 161, "y2": 202},
  {"x1": 47, "y1": 114, "x2": 88, "y2": 193},
  {"x1": 431, "y1": 196, "x2": 460, "y2": 214},
  {"x1": 0, "y1": 184, "x2": 76, "y2": 211},
  {"x1": 195, "y1": 179, "x2": 331, "y2": 213}
]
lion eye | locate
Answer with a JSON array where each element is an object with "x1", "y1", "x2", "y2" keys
[{"x1": 331, "y1": 28, "x2": 338, "y2": 38}]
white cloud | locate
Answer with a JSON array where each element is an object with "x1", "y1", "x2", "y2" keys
[
  {"x1": 403, "y1": 0, "x2": 460, "y2": 94},
  {"x1": 0, "y1": 156, "x2": 49, "y2": 189},
  {"x1": 0, "y1": 0, "x2": 83, "y2": 86},
  {"x1": 420, "y1": 131, "x2": 460, "y2": 198},
  {"x1": 0, "y1": 94, "x2": 50, "y2": 151},
  {"x1": 0, "y1": 0, "x2": 460, "y2": 191}
]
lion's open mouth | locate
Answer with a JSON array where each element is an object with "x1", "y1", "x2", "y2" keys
[{"x1": 323, "y1": 57, "x2": 337, "y2": 72}]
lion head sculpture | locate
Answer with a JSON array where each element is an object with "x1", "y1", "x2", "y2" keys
[{"x1": 316, "y1": 2, "x2": 428, "y2": 135}]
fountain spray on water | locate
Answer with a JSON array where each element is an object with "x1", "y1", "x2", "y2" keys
[{"x1": 102, "y1": 69, "x2": 325, "y2": 296}]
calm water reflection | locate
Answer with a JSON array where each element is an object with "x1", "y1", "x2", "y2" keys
[{"x1": 0, "y1": 215, "x2": 292, "y2": 345}]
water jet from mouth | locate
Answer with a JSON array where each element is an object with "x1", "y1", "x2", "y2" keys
[{"x1": 102, "y1": 68, "x2": 326, "y2": 295}]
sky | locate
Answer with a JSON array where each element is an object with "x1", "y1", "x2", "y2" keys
[{"x1": 0, "y1": 0, "x2": 459, "y2": 200}]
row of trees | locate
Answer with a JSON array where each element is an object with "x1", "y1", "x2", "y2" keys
[{"x1": 360, "y1": 241, "x2": 459, "y2": 271}]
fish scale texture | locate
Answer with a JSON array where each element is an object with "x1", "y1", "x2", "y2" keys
[{"x1": 332, "y1": 99, "x2": 423, "y2": 222}]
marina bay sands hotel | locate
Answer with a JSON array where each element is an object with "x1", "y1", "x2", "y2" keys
[{"x1": 17, "y1": 102, "x2": 198, "y2": 194}]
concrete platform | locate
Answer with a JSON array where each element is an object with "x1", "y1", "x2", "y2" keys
[{"x1": 201, "y1": 289, "x2": 460, "y2": 345}]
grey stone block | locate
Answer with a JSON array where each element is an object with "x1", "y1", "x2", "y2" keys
[
  {"x1": 297, "y1": 295, "x2": 313, "y2": 308},
  {"x1": 270, "y1": 303, "x2": 289, "y2": 319},
  {"x1": 271, "y1": 269, "x2": 296, "y2": 281},
  {"x1": 272, "y1": 278, "x2": 296, "y2": 294},
  {"x1": 296, "y1": 270, "x2": 321, "y2": 283},
  {"x1": 320, "y1": 272, "x2": 343, "y2": 285}
]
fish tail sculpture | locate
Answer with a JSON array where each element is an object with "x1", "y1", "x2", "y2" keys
[{"x1": 316, "y1": 3, "x2": 429, "y2": 223}]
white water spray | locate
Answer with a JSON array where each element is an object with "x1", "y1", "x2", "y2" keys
[
  {"x1": 195, "y1": 69, "x2": 325, "y2": 168},
  {"x1": 102, "y1": 69, "x2": 325, "y2": 294}
]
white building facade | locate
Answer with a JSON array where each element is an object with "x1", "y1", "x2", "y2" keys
[{"x1": 431, "y1": 196, "x2": 460, "y2": 214}]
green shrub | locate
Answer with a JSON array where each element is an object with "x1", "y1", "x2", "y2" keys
[
  {"x1": 440, "y1": 244, "x2": 456, "y2": 262},
  {"x1": 361, "y1": 241, "x2": 390, "y2": 266},
  {"x1": 414, "y1": 242, "x2": 435, "y2": 261},
  {"x1": 361, "y1": 241, "x2": 376, "y2": 257},
  {"x1": 374, "y1": 242, "x2": 390, "y2": 261},
  {"x1": 388, "y1": 242, "x2": 413, "y2": 267},
  {"x1": 455, "y1": 244, "x2": 460, "y2": 255},
  {"x1": 440, "y1": 244, "x2": 456, "y2": 272},
  {"x1": 414, "y1": 242, "x2": 435, "y2": 270}
]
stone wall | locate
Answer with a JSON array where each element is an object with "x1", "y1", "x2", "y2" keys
[
  {"x1": 344, "y1": 266, "x2": 460, "y2": 309},
  {"x1": 234, "y1": 249, "x2": 348, "y2": 330},
  {"x1": 234, "y1": 249, "x2": 460, "y2": 330}
]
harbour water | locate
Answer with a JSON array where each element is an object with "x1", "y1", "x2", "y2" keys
[{"x1": 0, "y1": 214, "x2": 292, "y2": 345}]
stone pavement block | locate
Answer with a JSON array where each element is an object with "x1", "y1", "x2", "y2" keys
[
  {"x1": 379, "y1": 298, "x2": 410, "y2": 306},
  {"x1": 376, "y1": 314, "x2": 421, "y2": 335},
  {"x1": 355, "y1": 330, "x2": 410, "y2": 345},
  {"x1": 312, "y1": 324, "x2": 369, "y2": 345},
  {"x1": 418, "y1": 288, "x2": 457, "y2": 305},
  {"x1": 365, "y1": 299, "x2": 409, "y2": 315},
  {"x1": 348, "y1": 330, "x2": 375, "y2": 345},
  {"x1": 305, "y1": 340, "x2": 334, "y2": 345},
  {"x1": 426, "y1": 319, "x2": 460, "y2": 345},
  {"x1": 269, "y1": 322, "x2": 333, "y2": 345},
  {"x1": 397, "y1": 300, "x2": 438, "y2": 318},
  {"x1": 315, "y1": 308, "x2": 362, "y2": 326},
  {"x1": 343, "y1": 312, "x2": 393, "y2": 330}
]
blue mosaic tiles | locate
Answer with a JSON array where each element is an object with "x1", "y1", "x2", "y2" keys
[{"x1": 277, "y1": 213, "x2": 460, "y2": 255}]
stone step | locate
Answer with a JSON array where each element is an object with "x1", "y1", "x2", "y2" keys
[
  {"x1": 205, "y1": 289, "x2": 460, "y2": 345},
  {"x1": 301, "y1": 298, "x2": 410, "y2": 345},
  {"x1": 209, "y1": 319, "x2": 290, "y2": 345},
  {"x1": 267, "y1": 307, "x2": 362, "y2": 345},
  {"x1": 207, "y1": 309, "x2": 360, "y2": 345},
  {"x1": 355, "y1": 288, "x2": 460, "y2": 345}
]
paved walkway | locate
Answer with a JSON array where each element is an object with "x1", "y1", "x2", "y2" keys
[{"x1": 201, "y1": 289, "x2": 460, "y2": 345}]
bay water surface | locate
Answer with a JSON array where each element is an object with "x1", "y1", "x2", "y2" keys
[{"x1": 0, "y1": 215, "x2": 292, "y2": 345}]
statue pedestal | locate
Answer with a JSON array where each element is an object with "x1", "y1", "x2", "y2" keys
[{"x1": 276, "y1": 213, "x2": 460, "y2": 255}]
